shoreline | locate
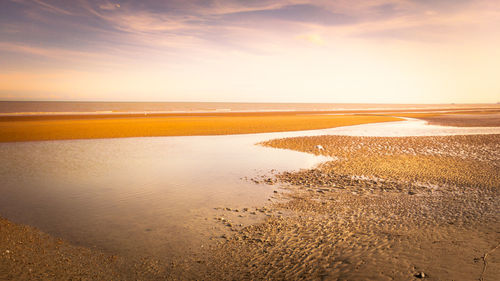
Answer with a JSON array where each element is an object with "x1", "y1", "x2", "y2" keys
[
  {"x1": 205, "y1": 133, "x2": 500, "y2": 280},
  {"x1": 1, "y1": 108, "x2": 499, "y2": 143},
  {"x1": 4, "y1": 132, "x2": 496, "y2": 280},
  {"x1": 1, "y1": 115, "x2": 499, "y2": 280},
  {"x1": 0, "y1": 215, "x2": 177, "y2": 280}
]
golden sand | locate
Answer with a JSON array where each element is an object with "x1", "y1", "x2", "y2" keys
[
  {"x1": 1, "y1": 115, "x2": 499, "y2": 279},
  {"x1": 0, "y1": 114, "x2": 400, "y2": 142},
  {"x1": 263, "y1": 134, "x2": 500, "y2": 189}
]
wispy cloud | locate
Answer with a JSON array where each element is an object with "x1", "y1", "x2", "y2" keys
[
  {"x1": 3, "y1": 0, "x2": 495, "y2": 52},
  {"x1": 33, "y1": 0, "x2": 74, "y2": 15},
  {"x1": 1, "y1": 0, "x2": 499, "y2": 102},
  {"x1": 0, "y1": 41, "x2": 127, "y2": 68},
  {"x1": 98, "y1": 1, "x2": 120, "y2": 11},
  {"x1": 1, "y1": 0, "x2": 496, "y2": 66},
  {"x1": 220, "y1": 4, "x2": 357, "y2": 26}
]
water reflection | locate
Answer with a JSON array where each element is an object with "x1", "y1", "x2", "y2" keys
[
  {"x1": 0, "y1": 133, "x2": 329, "y2": 259},
  {"x1": 0, "y1": 118, "x2": 498, "y2": 259}
]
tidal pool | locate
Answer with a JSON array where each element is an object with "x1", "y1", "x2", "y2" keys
[{"x1": 0, "y1": 118, "x2": 498, "y2": 260}]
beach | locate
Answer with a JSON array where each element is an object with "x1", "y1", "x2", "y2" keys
[
  {"x1": 4, "y1": 0, "x2": 500, "y2": 279},
  {"x1": 1, "y1": 107, "x2": 499, "y2": 280},
  {"x1": 1, "y1": 104, "x2": 499, "y2": 142},
  {"x1": 0, "y1": 114, "x2": 400, "y2": 142}
]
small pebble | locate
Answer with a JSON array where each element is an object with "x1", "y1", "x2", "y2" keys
[{"x1": 415, "y1": 272, "x2": 426, "y2": 278}]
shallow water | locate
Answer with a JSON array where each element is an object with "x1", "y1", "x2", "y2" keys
[
  {"x1": 0, "y1": 133, "x2": 330, "y2": 259},
  {"x1": 0, "y1": 119, "x2": 498, "y2": 260},
  {"x1": 281, "y1": 118, "x2": 500, "y2": 137}
]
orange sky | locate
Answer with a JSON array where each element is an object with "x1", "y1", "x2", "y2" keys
[{"x1": 1, "y1": 0, "x2": 499, "y2": 103}]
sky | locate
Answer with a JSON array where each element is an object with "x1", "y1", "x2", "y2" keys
[{"x1": 0, "y1": 0, "x2": 499, "y2": 103}]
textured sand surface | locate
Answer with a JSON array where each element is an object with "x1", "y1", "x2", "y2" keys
[
  {"x1": 418, "y1": 113, "x2": 500, "y2": 127},
  {"x1": 201, "y1": 134, "x2": 500, "y2": 280},
  {"x1": 0, "y1": 216, "x2": 173, "y2": 280},
  {"x1": 1, "y1": 133, "x2": 499, "y2": 280}
]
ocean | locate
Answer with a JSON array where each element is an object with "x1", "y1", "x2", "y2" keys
[{"x1": 0, "y1": 101, "x2": 495, "y2": 115}]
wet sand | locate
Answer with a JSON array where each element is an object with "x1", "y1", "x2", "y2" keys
[
  {"x1": 203, "y1": 134, "x2": 500, "y2": 280},
  {"x1": 2, "y1": 105, "x2": 499, "y2": 142},
  {"x1": 0, "y1": 114, "x2": 399, "y2": 142},
  {"x1": 418, "y1": 113, "x2": 500, "y2": 127},
  {"x1": 1, "y1": 118, "x2": 500, "y2": 280},
  {"x1": 0, "y1": 216, "x2": 164, "y2": 280}
]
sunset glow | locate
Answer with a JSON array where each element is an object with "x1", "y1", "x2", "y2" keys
[{"x1": 1, "y1": 0, "x2": 499, "y2": 103}]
